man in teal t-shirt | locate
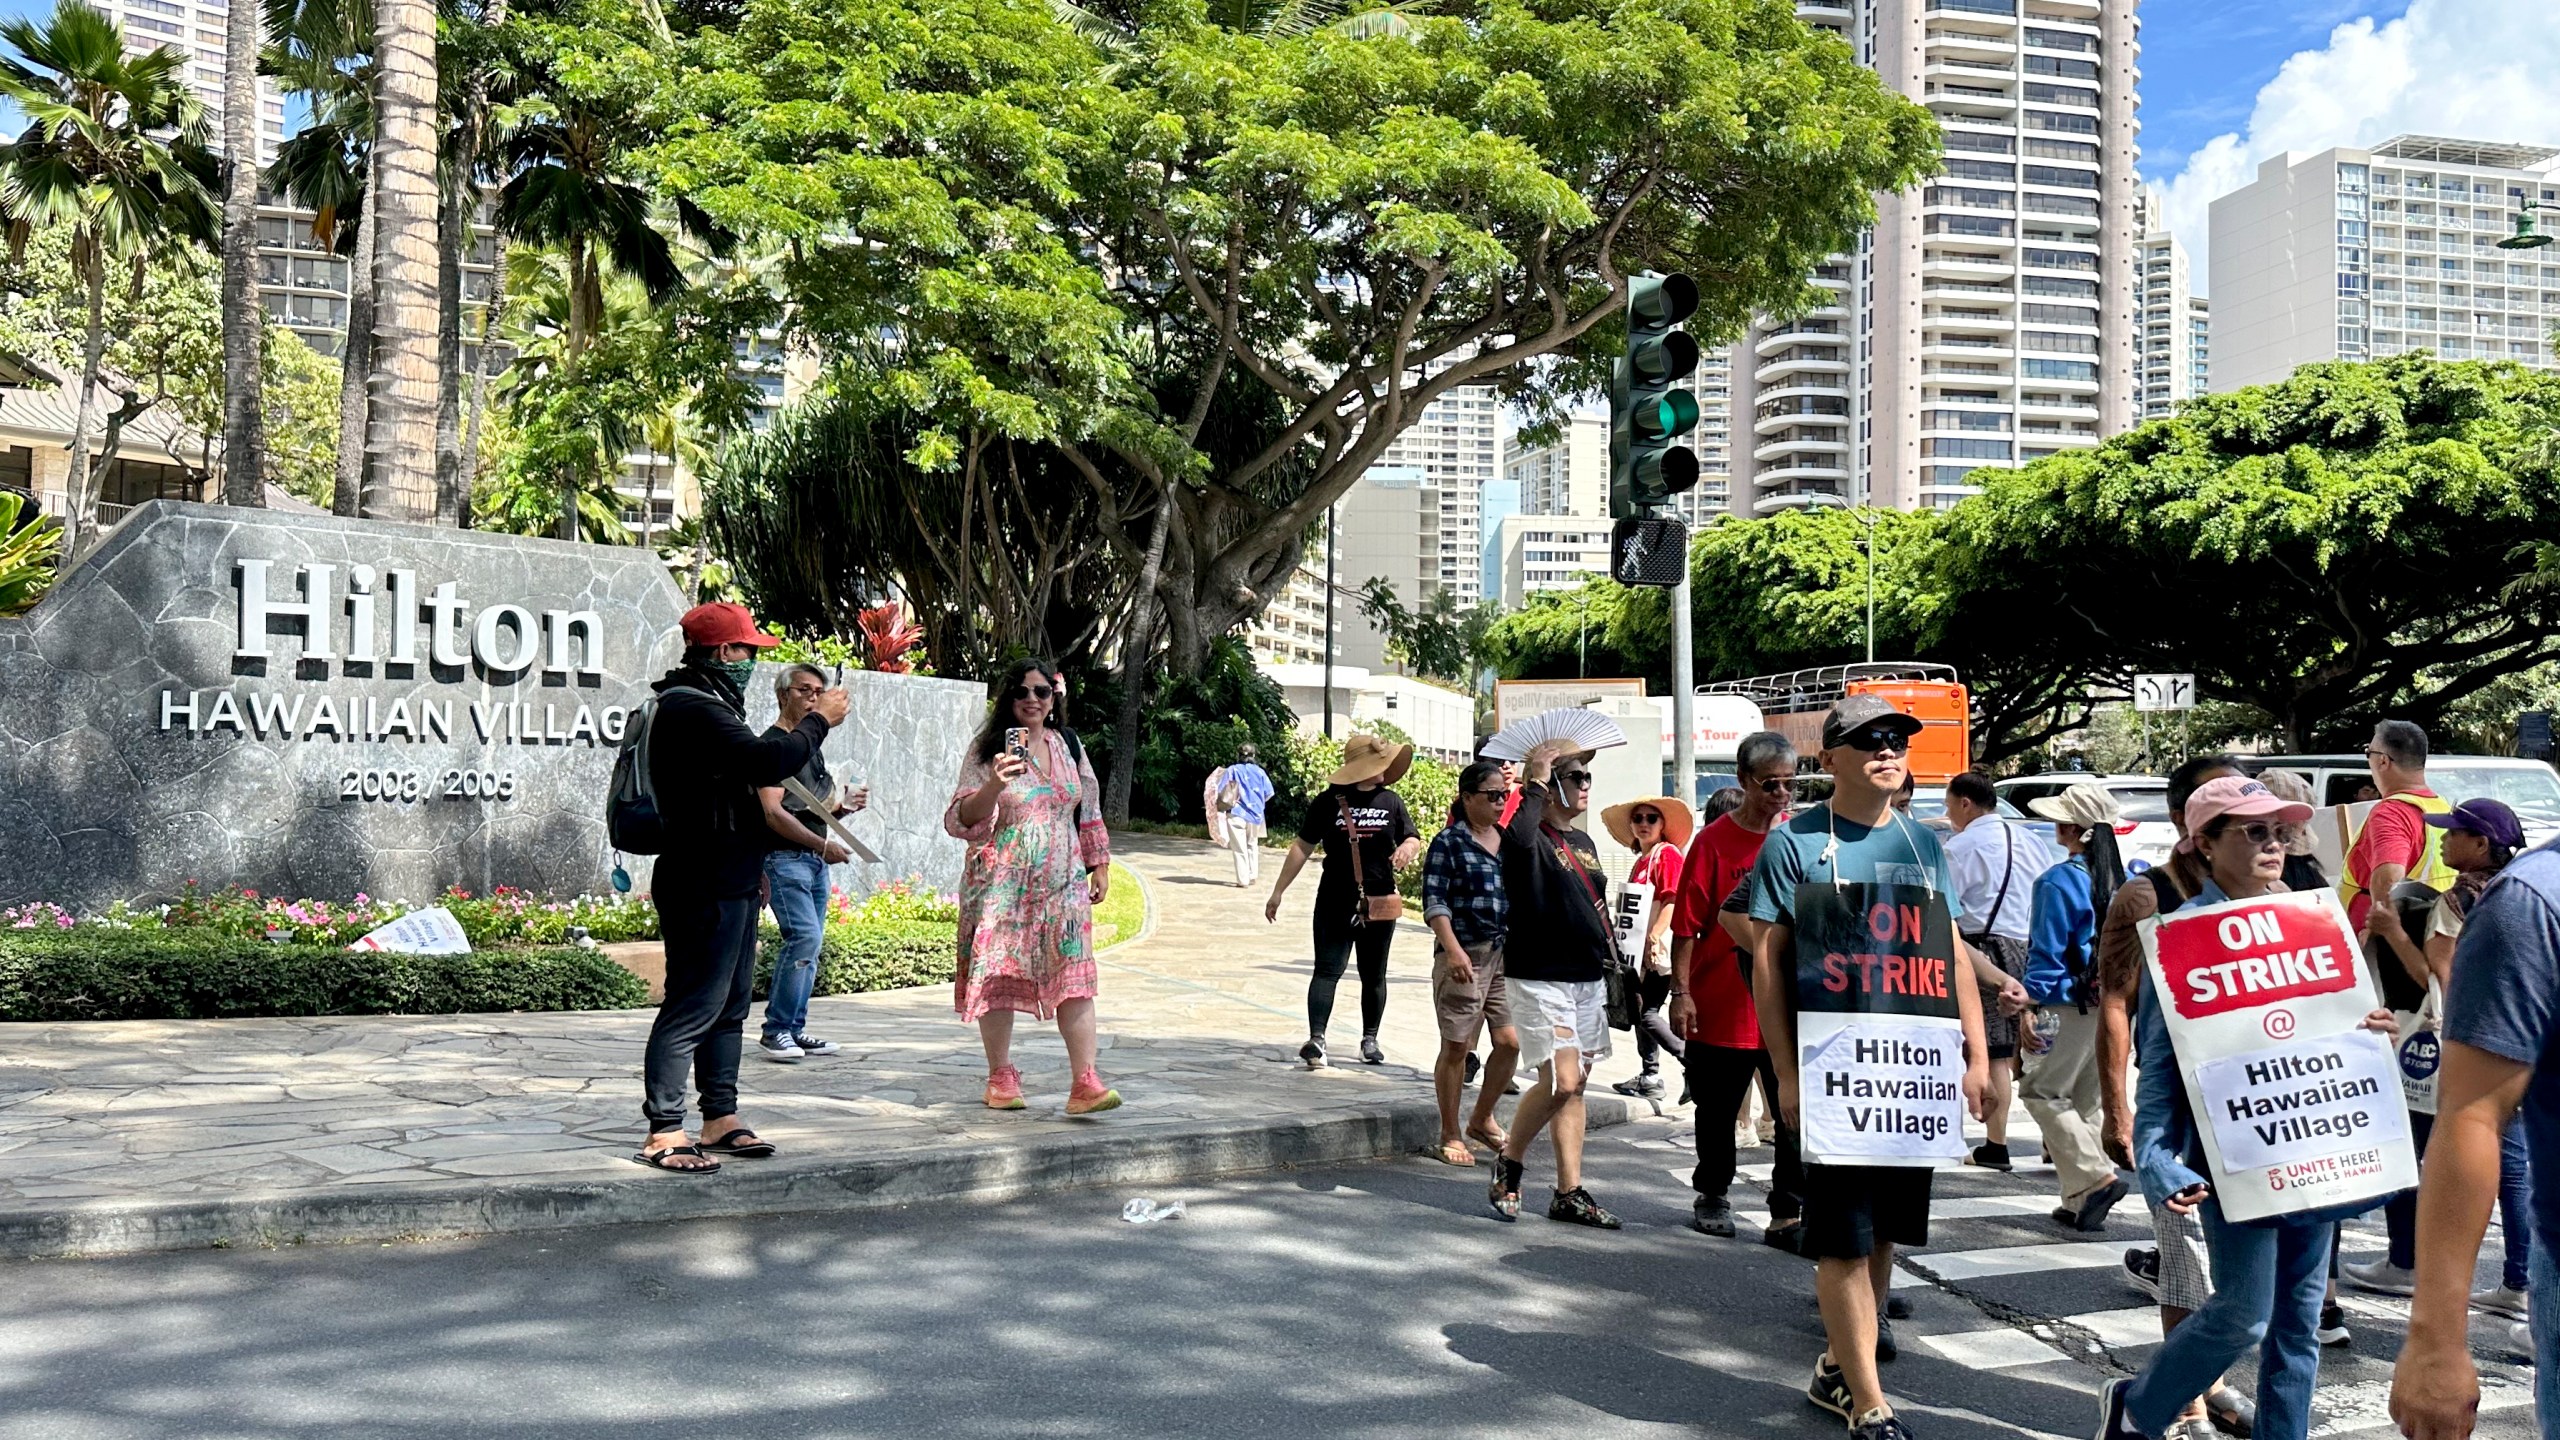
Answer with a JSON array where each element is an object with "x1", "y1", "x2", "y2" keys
[{"x1": 1749, "y1": 695, "x2": 1990, "y2": 1440}]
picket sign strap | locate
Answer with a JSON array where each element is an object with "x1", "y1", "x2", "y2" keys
[{"x1": 2135, "y1": 886, "x2": 2417, "y2": 1224}]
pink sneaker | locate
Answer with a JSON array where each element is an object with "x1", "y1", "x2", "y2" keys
[
  {"x1": 984, "y1": 1065, "x2": 1026, "y2": 1110},
  {"x1": 1065, "y1": 1070, "x2": 1122, "y2": 1116}
]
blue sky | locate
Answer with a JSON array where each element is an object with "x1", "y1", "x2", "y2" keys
[{"x1": 2134, "y1": 0, "x2": 2416, "y2": 180}]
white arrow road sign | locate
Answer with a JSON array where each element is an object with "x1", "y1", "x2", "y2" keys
[{"x1": 2133, "y1": 673, "x2": 2197, "y2": 713}]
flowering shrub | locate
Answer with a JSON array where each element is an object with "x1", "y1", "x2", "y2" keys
[
  {"x1": 434, "y1": 887, "x2": 660, "y2": 946},
  {"x1": 828, "y1": 877, "x2": 959, "y2": 927},
  {"x1": 4, "y1": 902, "x2": 77, "y2": 930}
]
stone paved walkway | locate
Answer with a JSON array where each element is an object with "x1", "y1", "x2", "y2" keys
[{"x1": 0, "y1": 834, "x2": 1640, "y2": 1256}]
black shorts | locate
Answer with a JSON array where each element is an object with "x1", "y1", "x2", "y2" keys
[{"x1": 1798, "y1": 1163, "x2": 1934, "y2": 1260}]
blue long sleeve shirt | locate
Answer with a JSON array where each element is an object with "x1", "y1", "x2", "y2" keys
[{"x1": 2023, "y1": 858, "x2": 2095, "y2": 1007}]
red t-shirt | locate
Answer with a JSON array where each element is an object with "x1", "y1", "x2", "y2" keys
[
  {"x1": 1669, "y1": 815, "x2": 1771, "y2": 1049},
  {"x1": 2343, "y1": 788, "x2": 2436, "y2": 931}
]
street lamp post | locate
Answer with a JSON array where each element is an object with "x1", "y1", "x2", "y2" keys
[{"x1": 2497, "y1": 201, "x2": 2560, "y2": 251}]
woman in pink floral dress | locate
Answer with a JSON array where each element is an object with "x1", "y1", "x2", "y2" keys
[{"x1": 944, "y1": 658, "x2": 1121, "y2": 1115}]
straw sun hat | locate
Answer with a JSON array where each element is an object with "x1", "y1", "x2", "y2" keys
[
  {"x1": 1328, "y1": 733, "x2": 1415, "y2": 787},
  {"x1": 1602, "y1": 796, "x2": 1696, "y2": 850}
]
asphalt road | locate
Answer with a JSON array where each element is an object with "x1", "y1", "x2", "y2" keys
[{"x1": 0, "y1": 1114, "x2": 2538, "y2": 1440}]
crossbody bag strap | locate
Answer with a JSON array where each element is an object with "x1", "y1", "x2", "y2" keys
[
  {"x1": 1549, "y1": 824, "x2": 1617, "y2": 935},
  {"x1": 1986, "y1": 821, "x2": 2018, "y2": 933},
  {"x1": 1336, "y1": 794, "x2": 1376, "y2": 895}
]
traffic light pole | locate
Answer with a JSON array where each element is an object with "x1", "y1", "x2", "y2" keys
[{"x1": 1670, "y1": 566, "x2": 1695, "y2": 804}]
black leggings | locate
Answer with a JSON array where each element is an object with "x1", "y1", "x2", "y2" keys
[
  {"x1": 1632, "y1": 968, "x2": 1686, "y2": 1070},
  {"x1": 1310, "y1": 924, "x2": 1395, "y2": 1040}
]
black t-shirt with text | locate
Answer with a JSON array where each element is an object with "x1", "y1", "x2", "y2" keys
[{"x1": 1296, "y1": 784, "x2": 1416, "y2": 935}]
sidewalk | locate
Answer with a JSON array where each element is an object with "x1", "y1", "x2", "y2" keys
[{"x1": 0, "y1": 834, "x2": 1639, "y2": 1259}]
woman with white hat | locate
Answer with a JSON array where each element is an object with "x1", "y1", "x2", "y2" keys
[
  {"x1": 1600, "y1": 795, "x2": 1696, "y2": 1099},
  {"x1": 2022, "y1": 781, "x2": 2131, "y2": 1231},
  {"x1": 1265, "y1": 734, "x2": 1423, "y2": 1068}
]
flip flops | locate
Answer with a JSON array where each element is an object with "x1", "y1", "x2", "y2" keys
[
  {"x1": 699, "y1": 1128, "x2": 777, "y2": 1159},
  {"x1": 633, "y1": 1144, "x2": 720, "y2": 1175}
]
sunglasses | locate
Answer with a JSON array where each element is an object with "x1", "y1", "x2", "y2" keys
[
  {"x1": 1009, "y1": 684, "x2": 1056, "y2": 701},
  {"x1": 1841, "y1": 728, "x2": 1910, "y2": 754},
  {"x1": 1466, "y1": 788, "x2": 1508, "y2": 800},
  {"x1": 1631, "y1": 811, "x2": 1663, "y2": 825},
  {"x1": 2210, "y1": 820, "x2": 2282, "y2": 848},
  {"x1": 1749, "y1": 775, "x2": 1794, "y2": 794},
  {"x1": 1557, "y1": 770, "x2": 1595, "y2": 787}
]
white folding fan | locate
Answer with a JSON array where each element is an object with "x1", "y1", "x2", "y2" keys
[{"x1": 1480, "y1": 708, "x2": 1629, "y2": 764}]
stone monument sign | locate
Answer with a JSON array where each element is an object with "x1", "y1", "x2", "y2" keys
[{"x1": 0, "y1": 501, "x2": 977, "y2": 911}]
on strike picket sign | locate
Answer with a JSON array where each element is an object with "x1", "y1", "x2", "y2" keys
[
  {"x1": 1792, "y1": 882, "x2": 1969, "y2": 1167},
  {"x1": 1611, "y1": 879, "x2": 1656, "y2": 971},
  {"x1": 2138, "y1": 888, "x2": 2416, "y2": 1223}
]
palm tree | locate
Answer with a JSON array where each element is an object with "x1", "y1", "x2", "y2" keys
[
  {"x1": 264, "y1": 0, "x2": 373, "y2": 516},
  {"x1": 0, "y1": 0, "x2": 218, "y2": 559},
  {"x1": 434, "y1": 0, "x2": 508, "y2": 527},
  {"x1": 366, "y1": 0, "x2": 438, "y2": 519},
  {"x1": 218, "y1": 0, "x2": 266, "y2": 506}
]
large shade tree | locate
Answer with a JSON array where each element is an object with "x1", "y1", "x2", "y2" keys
[
  {"x1": 643, "y1": 0, "x2": 1936, "y2": 816},
  {"x1": 1947, "y1": 355, "x2": 2560, "y2": 750}
]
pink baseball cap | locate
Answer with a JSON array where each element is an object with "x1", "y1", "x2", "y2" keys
[{"x1": 2176, "y1": 775, "x2": 2315, "y2": 853}]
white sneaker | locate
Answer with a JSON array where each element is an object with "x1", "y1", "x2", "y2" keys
[
  {"x1": 757, "y1": 1035, "x2": 804, "y2": 1062},
  {"x1": 2342, "y1": 1257, "x2": 2417, "y2": 1296},
  {"x1": 2499, "y1": 1320, "x2": 2536, "y2": 1362},
  {"x1": 2473, "y1": 1284, "x2": 2530, "y2": 1320}
]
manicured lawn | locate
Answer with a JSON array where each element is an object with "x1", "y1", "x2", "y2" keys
[{"x1": 1093, "y1": 861, "x2": 1146, "y2": 950}]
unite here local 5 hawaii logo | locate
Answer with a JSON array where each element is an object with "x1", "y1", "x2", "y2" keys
[{"x1": 2156, "y1": 900, "x2": 2357, "y2": 1023}]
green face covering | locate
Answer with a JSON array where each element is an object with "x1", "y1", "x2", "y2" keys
[{"x1": 709, "y1": 656, "x2": 757, "y2": 691}]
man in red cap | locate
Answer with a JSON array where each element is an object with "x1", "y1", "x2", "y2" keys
[{"x1": 636, "y1": 602, "x2": 848, "y2": 1174}]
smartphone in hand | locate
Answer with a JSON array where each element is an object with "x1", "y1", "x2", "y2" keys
[{"x1": 1005, "y1": 726, "x2": 1030, "y2": 761}]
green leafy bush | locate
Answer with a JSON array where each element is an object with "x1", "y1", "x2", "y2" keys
[
  {"x1": 0, "y1": 929, "x2": 647, "y2": 1021},
  {"x1": 152, "y1": 881, "x2": 662, "y2": 946},
  {"x1": 756, "y1": 919, "x2": 954, "y2": 999}
]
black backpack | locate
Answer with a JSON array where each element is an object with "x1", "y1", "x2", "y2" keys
[{"x1": 606, "y1": 687, "x2": 703, "y2": 854}]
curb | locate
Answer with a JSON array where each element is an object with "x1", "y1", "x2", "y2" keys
[{"x1": 0, "y1": 1092, "x2": 1639, "y2": 1261}]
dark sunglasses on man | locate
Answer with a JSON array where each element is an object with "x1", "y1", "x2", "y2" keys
[
  {"x1": 1556, "y1": 769, "x2": 1595, "y2": 788},
  {"x1": 1841, "y1": 726, "x2": 1910, "y2": 755}
]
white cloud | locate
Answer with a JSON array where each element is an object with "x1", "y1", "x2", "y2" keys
[{"x1": 2151, "y1": 0, "x2": 2560, "y2": 294}]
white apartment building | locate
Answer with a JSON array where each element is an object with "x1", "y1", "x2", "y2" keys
[
  {"x1": 1491, "y1": 513, "x2": 1613, "y2": 609},
  {"x1": 1363, "y1": 383, "x2": 1501, "y2": 605},
  {"x1": 1505, "y1": 413, "x2": 1607, "y2": 518},
  {"x1": 1244, "y1": 561, "x2": 1337, "y2": 669},
  {"x1": 99, "y1": 0, "x2": 288, "y2": 156},
  {"x1": 2134, "y1": 184, "x2": 2203, "y2": 418},
  {"x1": 1728, "y1": 0, "x2": 2139, "y2": 515},
  {"x1": 2210, "y1": 136, "x2": 2560, "y2": 391},
  {"x1": 2187, "y1": 295, "x2": 2210, "y2": 399}
]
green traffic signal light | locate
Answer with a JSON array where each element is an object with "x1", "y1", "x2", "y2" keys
[{"x1": 1612, "y1": 272, "x2": 1702, "y2": 519}]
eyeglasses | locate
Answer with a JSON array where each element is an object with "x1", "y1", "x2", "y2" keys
[
  {"x1": 785, "y1": 684, "x2": 824, "y2": 698},
  {"x1": 1749, "y1": 775, "x2": 1794, "y2": 794},
  {"x1": 1841, "y1": 728, "x2": 1910, "y2": 755},
  {"x1": 1631, "y1": 811, "x2": 1662, "y2": 825},
  {"x1": 1009, "y1": 684, "x2": 1056, "y2": 701},
  {"x1": 2210, "y1": 821, "x2": 2282, "y2": 848},
  {"x1": 1557, "y1": 770, "x2": 1594, "y2": 787},
  {"x1": 1466, "y1": 788, "x2": 1508, "y2": 800}
]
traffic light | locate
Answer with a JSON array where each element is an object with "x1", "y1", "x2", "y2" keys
[
  {"x1": 1609, "y1": 272, "x2": 1701, "y2": 521},
  {"x1": 1609, "y1": 515, "x2": 1687, "y2": 587}
]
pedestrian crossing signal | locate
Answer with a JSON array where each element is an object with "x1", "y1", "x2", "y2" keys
[{"x1": 1610, "y1": 516, "x2": 1687, "y2": 589}]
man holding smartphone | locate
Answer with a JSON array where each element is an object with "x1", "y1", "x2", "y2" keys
[{"x1": 756, "y1": 663, "x2": 869, "y2": 1062}]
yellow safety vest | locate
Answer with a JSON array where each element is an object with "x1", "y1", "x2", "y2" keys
[{"x1": 2338, "y1": 789, "x2": 2458, "y2": 914}]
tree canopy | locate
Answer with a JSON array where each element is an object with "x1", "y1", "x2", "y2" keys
[{"x1": 647, "y1": 0, "x2": 1939, "y2": 678}]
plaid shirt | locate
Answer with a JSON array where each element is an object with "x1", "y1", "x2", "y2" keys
[{"x1": 1421, "y1": 826, "x2": 1508, "y2": 948}]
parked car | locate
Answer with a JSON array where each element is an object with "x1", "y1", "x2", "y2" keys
[
  {"x1": 1995, "y1": 772, "x2": 2176, "y2": 873},
  {"x1": 2239, "y1": 754, "x2": 2560, "y2": 854}
]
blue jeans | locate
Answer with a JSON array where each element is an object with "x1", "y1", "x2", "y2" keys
[
  {"x1": 761, "y1": 850, "x2": 828, "y2": 1042},
  {"x1": 2531, "y1": 1235, "x2": 2560, "y2": 1438},
  {"x1": 2501, "y1": 1119, "x2": 2534, "y2": 1292},
  {"x1": 2125, "y1": 1202, "x2": 2332, "y2": 1440}
]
